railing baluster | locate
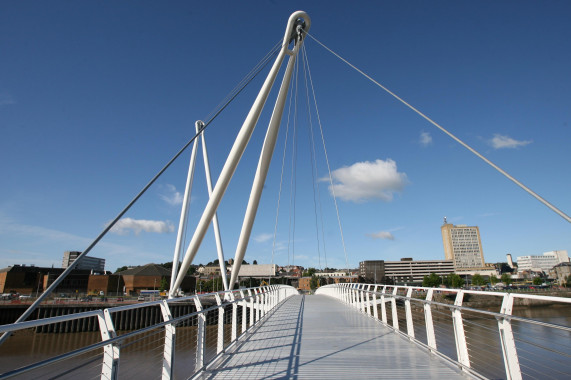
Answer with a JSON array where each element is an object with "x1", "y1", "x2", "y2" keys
[
  {"x1": 380, "y1": 285, "x2": 388, "y2": 325},
  {"x1": 424, "y1": 289, "x2": 437, "y2": 351},
  {"x1": 404, "y1": 288, "x2": 415, "y2": 339},
  {"x1": 193, "y1": 296, "x2": 205, "y2": 370},
  {"x1": 230, "y1": 292, "x2": 237, "y2": 342},
  {"x1": 372, "y1": 285, "x2": 379, "y2": 320},
  {"x1": 452, "y1": 291, "x2": 470, "y2": 369},
  {"x1": 498, "y1": 294, "x2": 523, "y2": 380},
  {"x1": 214, "y1": 293, "x2": 224, "y2": 354},
  {"x1": 240, "y1": 289, "x2": 247, "y2": 333},
  {"x1": 159, "y1": 300, "x2": 176, "y2": 380},
  {"x1": 99, "y1": 310, "x2": 120, "y2": 380},
  {"x1": 391, "y1": 287, "x2": 399, "y2": 331}
]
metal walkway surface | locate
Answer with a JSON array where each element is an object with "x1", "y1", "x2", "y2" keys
[{"x1": 197, "y1": 295, "x2": 469, "y2": 379}]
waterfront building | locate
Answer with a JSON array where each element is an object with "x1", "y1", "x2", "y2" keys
[
  {"x1": 517, "y1": 250, "x2": 569, "y2": 272},
  {"x1": 384, "y1": 258, "x2": 455, "y2": 285},
  {"x1": 441, "y1": 219, "x2": 486, "y2": 270},
  {"x1": 87, "y1": 274, "x2": 125, "y2": 296},
  {"x1": 62, "y1": 251, "x2": 105, "y2": 273},
  {"x1": 0, "y1": 264, "x2": 91, "y2": 295},
  {"x1": 118, "y1": 263, "x2": 195, "y2": 296},
  {"x1": 359, "y1": 260, "x2": 385, "y2": 283}
]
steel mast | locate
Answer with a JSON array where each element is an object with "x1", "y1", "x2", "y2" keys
[{"x1": 170, "y1": 11, "x2": 311, "y2": 295}]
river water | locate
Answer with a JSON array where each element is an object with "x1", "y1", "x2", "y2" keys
[{"x1": 0, "y1": 306, "x2": 569, "y2": 379}]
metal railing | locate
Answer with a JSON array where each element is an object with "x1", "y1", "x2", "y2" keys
[
  {"x1": 316, "y1": 283, "x2": 571, "y2": 380},
  {"x1": 0, "y1": 285, "x2": 298, "y2": 379}
]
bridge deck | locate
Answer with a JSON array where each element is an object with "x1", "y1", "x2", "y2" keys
[{"x1": 199, "y1": 294, "x2": 469, "y2": 379}]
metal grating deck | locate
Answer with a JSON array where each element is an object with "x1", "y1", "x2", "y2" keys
[{"x1": 197, "y1": 294, "x2": 470, "y2": 379}]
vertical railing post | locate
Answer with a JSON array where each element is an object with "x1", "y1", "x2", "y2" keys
[
  {"x1": 452, "y1": 291, "x2": 470, "y2": 368},
  {"x1": 230, "y1": 292, "x2": 237, "y2": 342},
  {"x1": 391, "y1": 287, "x2": 399, "y2": 330},
  {"x1": 214, "y1": 293, "x2": 224, "y2": 354},
  {"x1": 240, "y1": 290, "x2": 247, "y2": 333},
  {"x1": 424, "y1": 288, "x2": 437, "y2": 351},
  {"x1": 248, "y1": 289, "x2": 255, "y2": 327},
  {"x1": 380, "y1": 285, "x2": 388, "y2": 325},
  {"x1": 404, "y1": 287, "x2": 415, "y2": 339},
  {"x1": 372, "y1": 285, "x2": 379, "y2": 320},
  {"x1": 159, "y1": 300, "x2": 176, "y2": 380},
  {"x1": 498, "y1": 294, "x2": 522, "y2": 380},
  {"x1": 193, "y1": 296, "x2": 205, "y2": 370},
  {"x1": 365, "y1": 285, "x2": 371, "y2": 315},
  {"x1": 99, "y1": 310, "x2": 120, "y2": 380},
  {"x1": 256, "y1": 288, "x2": 262, "y2": 322}
]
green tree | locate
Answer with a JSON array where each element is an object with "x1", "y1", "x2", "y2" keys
[
  {"x1": 159, "y1": 277, "x2": 168, "y2": 291},
  {"x1": 253, "y1": 260, "x2": 258, "y2": 265},
  {"x1": 115, "y1": 266, "x2": 129, "y2": 273},
  {"x1": 447, "y1": 274, "x2": 465, "y2": 288},
  {"x1": 310, "y1": 275, "x2": 319, "y2": 290},
  {"x1": 471, "y1": 274, "x2": 486, "y2": 286},
  {"x1": 533, "y1": 277, "x2": 543, "y2": 286},
  {"x1": 566, "y1": 276, "x2": 571, "y2": 287},
  {"x1": 303, "y1": 268, "x2": 317, "y2": 277},
  {"x1": 501, "y1": 273, "x2": 512, "y2": 285},
  {"x1": 490, "y1": 275, "x2": 499, "y2": 285},
  {"x1": 422, "y1": 273, "x2": 442, "y2": 288}
]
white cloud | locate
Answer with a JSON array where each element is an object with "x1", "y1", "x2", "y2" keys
[
  {"x1": 159, "y1": 184, "x2": 184, "y2": 206},
  {"x1": 366, "y1": 231, "x2": 395, "y2": 240},
  {"x1": 110, "y1": 218, "x2": 174, "y2": 235},
  {"x1": 254, "y1": 233, "x2": 273, "y2": 243},
  {"x1": 328, "y1": 159, "x2": 408, "y2": 202},
  {"x1": 419, "y1": 131, "x2": 432, "y2": 146},
  {"x1": 489, "y1": 134, "x2": 532, "y2": 149}
]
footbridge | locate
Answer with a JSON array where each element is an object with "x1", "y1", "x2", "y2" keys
[{"x1": 1, "y1": 284, "x2": 570, "y2": 379}]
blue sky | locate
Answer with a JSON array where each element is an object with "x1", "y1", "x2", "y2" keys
[{"x1": 1, "y1": 1, "x2": 570, "y2": 273}]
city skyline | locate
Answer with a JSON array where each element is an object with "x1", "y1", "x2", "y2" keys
[{"x1": 1, "y1": 2, "x2": 570, "y2": 273}]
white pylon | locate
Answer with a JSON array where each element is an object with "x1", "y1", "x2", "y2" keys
[{"x1": 170, "y1": 11, "x2": 311, "y2": 295}]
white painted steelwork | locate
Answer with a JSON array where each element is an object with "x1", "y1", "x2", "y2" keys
[
  {"x1": 171, "y1": 11, "x2": 311, "y2": 295},
  {"x1": 170, "y1": 121, "x2": 229, "y2": 293},
  {"x1": 317, "y1": 284, "x2": 571, "y2": 380},
  {"x1": 0, "y1": 285, "x2": 298, "y2": 379}
]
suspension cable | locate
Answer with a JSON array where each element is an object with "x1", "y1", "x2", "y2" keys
[
  {"x1": 203, "y1": 39, "x2": 282, "y2": 125},
  {"x1": 303, "y1": 31, "x2": 571, "y2": 224},
  {"x1": 271, "y1": 72, "x2": 295, "y2": 268},
  {"x1": 303, "y1": 46, "x2": 329, "y2": 270},
  {"x1": 301, "y1": 47, "x2": 323, "y2": 270},
  {"x1": 302, "y1": 44, "x2": 351, "y2": 273}
]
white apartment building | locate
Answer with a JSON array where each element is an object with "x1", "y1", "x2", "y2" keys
[
  {"x1": 441, "y1": 220, "x2": 486, "y2": 270},
  {"x1": 516, "y1": 250, "x2": 569, "y2": 272}
]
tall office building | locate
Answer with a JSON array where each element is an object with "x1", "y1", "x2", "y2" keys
[
  {"x1": 62, "y1": 251, "x2": 105, "y2": 273},
  {"x1": 441, "y1": 218, "x2": 486, "y2": 270}
]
